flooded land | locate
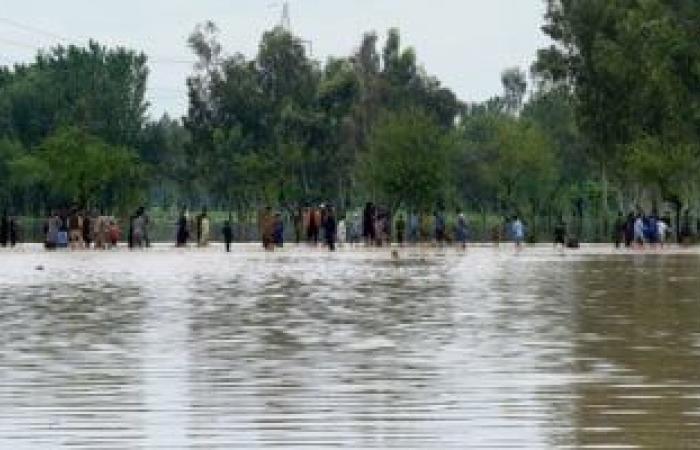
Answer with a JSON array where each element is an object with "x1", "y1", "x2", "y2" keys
[{"x1": 1, "y1": 245, "x2": 699, "y2": 449}]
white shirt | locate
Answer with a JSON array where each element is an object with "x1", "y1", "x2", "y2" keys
[{"x1": 657, "y1": 220, "x2": 668, "y2": 239}]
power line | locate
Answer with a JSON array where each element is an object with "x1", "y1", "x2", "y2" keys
[
  {"x1": 0, "y1": 17, "x2": 197, "y2": 65},
  {"x1": 0, "y1": 16, "x2": 70, "y2": 42}
]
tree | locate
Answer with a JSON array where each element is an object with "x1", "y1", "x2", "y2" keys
[
  {"x1": 360, "y1": 109, "x2": 457, "y2": 210},
  {"x1": 0, "y1": 41, "x2": 148, "y2": 148},
  {"x1": 16, "y1": 128, "x2": 144, "y2": 211},
  {"x1": 535, "y1": 0, "x2": 700, "y2": 230},
  {"x1": 501, "y1": 67, "x2": 528, "y2": 115}
]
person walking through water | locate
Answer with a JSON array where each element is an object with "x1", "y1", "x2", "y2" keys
[
  {"x1": 324, "y1": 205, "x2": 338, "y2": 251},
  {"x1": 435, "y1": 209, "x2": 446, "y2": 246},
  {"x1": 223, "y1": 215, "x2": 233, "y2": 252},
  {"x1": 408, "y1": 210, "x2": 419, "y2": 245},
  {"x1": 456, "y1": 212, "x2": 468, "y2": 251},
  {"x1": 68, "y1": 208, "x2": 84, "y2": 249},
  {"x1": 396, "y1": 213, "x2": 406, "y2": 246},
  {"x1": 132, "y1": 207, "x2": 147, "y2": 248},
  {"x1": 624, "y1": 212, "x2": 635, "y2": 248},
  {"x1": 83, "y1": 209, "x2": 93, "y2": 249},
  {"x1": 177, "y1": 207, "x2": 189, "y2": 247},
  {"x1": 93, "y1": 209, "x2": 108, "y2": 250},
  {"x1": 363, "y1": 202, "x2": 375, "y2": 246},
  {"x1": 260, "y1": 206, "x2": 275, "y2": 250},
  {"x1": 337, "y1": 214, "x2": 347, "y2": 248},
  {"x1": 45, "y1": 210, "x2": 60, "y2": 250},
  {"x1": 657, "y1": 216, "x2": 669, "y2": 249},
  {"x1": 634, "y1": 213, "x2": 645, "y2": 249},
  {"x1": 273, "y1": 212, "x2": 284, "y2": 248},
  {"x1": 554, "y1": 217, "x2": 567, "y2": 249},
  {"x1": 613, "y1": 212, "x2": 625, "y2": 249},
  {"x1": 198, "y1": 208, "x2": 210, "y2": 246},
  {"x1": 512, "y1": 215, "x2": 525, "y2": 250},
  {"x1": 0, "y1": 211, "x2": 8, "y2": 247}
]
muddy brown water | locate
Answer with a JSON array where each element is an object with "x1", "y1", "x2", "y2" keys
[{"x1": 1, "y1": 244, "x2": 699, "y2": 449}]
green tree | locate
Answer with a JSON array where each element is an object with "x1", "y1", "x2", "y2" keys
[
  {"x1": 15, "y1": 128, "x2": 144, "y2": 211},
  {"x1": 360, "y1": 109, "x2": 457, "y2": 210}
]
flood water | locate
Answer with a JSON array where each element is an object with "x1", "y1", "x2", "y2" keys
[{"x1": 1, "y1": 244, "x2": 700, "y2": 449}]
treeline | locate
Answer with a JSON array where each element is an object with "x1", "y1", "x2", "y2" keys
[{"x1": 2, "y1": 1, "x2": 699, "y2": 240}]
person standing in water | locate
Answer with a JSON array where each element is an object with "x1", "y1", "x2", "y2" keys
[
  {"x1": 0, "y1": 211, "x2": 8, "y2": 247},
  {"x1": 83, "y1": 210, "x2": 94, "y2": 249},
  {"x1": 293, "y1": 206, "x2": 303, "y2": 245},
  {"x1": 68, "y1": 208, "x2": 84, "y2": 250},
  {"x1": 456, "y1": 212, "x2": 468, "y2": 250},
  {"x1": 273, "y1": 212, "x2": 284, "y2": 248},
  {"x1": 93, "y1": 209, "x2": 108, "y2": 250},
  {"x1": 131, "y1": 207, "x2": 147, "y2": 248},
  {"x1": 633, "y1": 213, "x2": 645, "y2": 248},
  {"x1": 396, "y1": 213, "x2": 406, "y2": 246},
  {"x1": 613, "y1": 212, "x2": 625, "y2": 249},
  {"x1": 45, "y1": 211, "x2": 60, "y2": 250},
  {"x1": 408, "y1": 210, "x2": 419, "y2": 245},
  {"x1": 624, "y1": 212, "x2": 635, "y2": 248},
  {"x1": 223, "y1": 215, "x2": 233, "y2": 252},
  {"x1": 177, "y1": 207, "x2": 189, "y2": 247},
  {"x1": 198, "y1": 208, "x2": 210, "y2": 246},
  {"x1": 337, "y1": 214, "x2": 347, "y2": 248},
  {"x1": 324, "y1": 206, "x2": 337, "y2": 251},
  {"x1": 8, "y1": 214, "x2": 18, "y2": 247},
  {"x1": 512, "y1": 215, "x2": 525, "y2": 249},
  {"x1": 435, "y1": 209, "x2": 446, "y2": 245},
  {"x1": 656, "y1": 216, "x2": 669, "y2": 248},
  {"x1": 260, "y1": 206, "x2": 275, "y2": 250},
  {"x1": 554, "y1": 217, "x2": 567, "y2": 249}
]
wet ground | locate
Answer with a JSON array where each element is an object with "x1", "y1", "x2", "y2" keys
[{"x1": 1, "y1": 244, "x2": 699, "y2": 449}]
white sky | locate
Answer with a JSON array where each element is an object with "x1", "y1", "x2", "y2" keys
[{"x1": 0, "y1": 0, "x2": 549, "y2": 119}]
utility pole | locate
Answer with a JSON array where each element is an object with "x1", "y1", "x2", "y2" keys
[
  {"x1": 280, "y1": 1, "x2": 291, "y2": 31},
  {"x1": 270, "y1": 1, "x2": 313, "y2": 56}
]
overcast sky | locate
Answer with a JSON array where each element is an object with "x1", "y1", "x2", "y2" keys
[{"x1": 1, "y1": 0, "x2": 549, "y2": 119}]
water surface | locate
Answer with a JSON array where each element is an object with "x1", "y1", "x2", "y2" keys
[{"x1": 1, "y1": 245, "x2": 699, "y2": 449}]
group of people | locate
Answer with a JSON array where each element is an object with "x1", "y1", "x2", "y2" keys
[
  {"x1": 267, "y1": 204, "x2": 339, "y2": 251},
  {"x1": 614, "y1": 211, "x2": 671, "y2": 248},
  {"x1": 17, "y1": 204, "x2": 682, "y2": 253},
  {"x1": 44, "y1": 208, "x2": 122, "y2": 250},
  {"x1": 0, "y1": 212, "x2": 20, "y2": 248},
  {"x1": 176, "y1": 207, "x2": 211, "y2": 248},
  {"x1": 265, "y1": 203, "x2": 474, "y2": 252}
]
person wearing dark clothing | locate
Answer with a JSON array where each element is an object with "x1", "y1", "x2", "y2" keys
[
  {"x1": 83, "y1": 213, "x2": 92, "y2": 249},
  {"x1": 456, "y1": 213, "x2": 468, "y2": 250},
  {"x1": 223, "y1": 217, "x2": 233, "y2": 252},
  {"x1": 363, "y1": 202, "x2": 375, "y2": 244},
  {"x1": 176, "y1": 208, "x2": 189, "y2": 247},
  {"x1": 681, "y1": 210, "x2": 691, "y2": 243},
  {"x1": 306, "y1": 207, "x2": 321, "y2": 245},
  {"x1": 128, "y1": 214, "x2": 135, "y2": 249},
  {"x1": 624, "y1": 213, "x2": 635, "y2": 248},
  {"x1": 554, "y1": 218, "x2": 567, "y2": 247},
  {"x1": 0, "y1": 212, "x2": 8, "y2": 247},
  {"x1": 435, "y1": 210, "x2": 446, "y2": 244},
  {"x1": 396, "y1": 214, "x2": 406, "y2": 246},
  {"x1": 9, "y1": 216, "x2": 18, "y2": 247},
  {"x1": 293, "y1": 207, "x2": 303, "y2": 244},
  {"x1": 613, "y1": 212, "x2": 625, "y2": 248},
  {"x1": 273, "y1": 213, "x2": 284, "y2": 248},
  {"x1": 324, "y1": 207, "x2": 337, "y2": 251}
]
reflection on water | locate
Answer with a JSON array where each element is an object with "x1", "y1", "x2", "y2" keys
[{"x1": 1, "y1": 245, "x2": 699, "y2": 448}]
